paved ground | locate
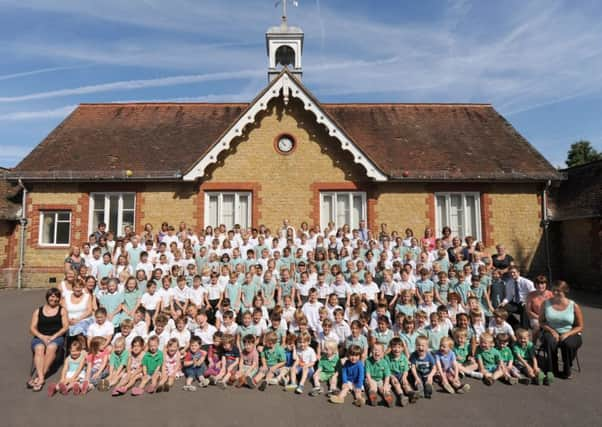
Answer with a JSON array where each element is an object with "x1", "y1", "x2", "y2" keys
[{"x1": 2, "y1": 289, "x2": 600, "y2": 427}]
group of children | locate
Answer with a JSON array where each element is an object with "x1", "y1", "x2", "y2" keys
[{"x1": 46, "y1": 221, "x2": 553, "y2": 406}]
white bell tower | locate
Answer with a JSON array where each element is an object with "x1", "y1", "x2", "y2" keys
[{"x1": 266, "y1": 0, "x2": 304, "y2": 82}]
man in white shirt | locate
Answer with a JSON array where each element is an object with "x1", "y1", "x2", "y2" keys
[{"x1": 500, "y1": 267, "x2": 535, "y2": 329}]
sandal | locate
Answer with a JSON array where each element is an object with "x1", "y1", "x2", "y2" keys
[{"x1": 32, "y1": 382, "x2": 44, "y2": 392}]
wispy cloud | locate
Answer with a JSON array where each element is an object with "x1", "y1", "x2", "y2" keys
[
  {"x1": 0, "y1": 57, "x2": 398, "y2": 104},
  {"x1": 0, "y1": 66, "x2": 87, "y2": 81},
  {"x1": 0, "y1": 70, "x2": 264, "y2": 103},
  {"x1": 0, "y1": 105, "x2": 76, "y2": 120}
]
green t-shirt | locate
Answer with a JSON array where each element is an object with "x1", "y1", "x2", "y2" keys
[
  {"x1": 318, "y1": 353, "x2": 340, "y2": 375},
  {"x1": 262, "y1": 344, "x2": 286, "y2": 367},
  {"x1": 498, "y1": 346, "x2": 514, "y2": 363},
  {"x1": 365, "y1": 357, "x2": 391, "y2": 381},
  {"x1": 512, "y1": 342, "x2": 535, "y2": 362},
  {"x1": 453, "y1": 342, "x2": 470, "y2": 364},
  {"x1": 386, "y1": 353, "x2": 409, "y2": 375},
  {"x1": 142, "y1": 350, "x2": 163, "y2": 375},
  {"x1": 476, "y1": 347, "x2": 501, "y2": 370},
  {"x1": 110, "y1": 349, "x2": 129, "y2": 369},
  {"x1": 345, "y1": 334, "x2": 368, "y2": 351}
]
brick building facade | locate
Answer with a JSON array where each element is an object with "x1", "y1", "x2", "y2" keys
[{"x1": 1, "y1": 20, "x2": 561, "y2": 288}]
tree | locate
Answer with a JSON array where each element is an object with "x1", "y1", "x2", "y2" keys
[{"x1": 565, "y1": 140, "x2": 602, "y2": 167}]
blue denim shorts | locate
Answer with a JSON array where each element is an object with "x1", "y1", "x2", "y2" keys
[{"x1": 31, "y1": 335, "x2": 65, "y2": 352}]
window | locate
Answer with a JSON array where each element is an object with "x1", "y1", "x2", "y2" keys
[
  {"x1": 320, "y1": 192, "x2": 366, "y2": 230},
  {"x1": 89, "y1": 193, "x2": 135, "y2": 235},
  {"x1": 39, "y1": 211, "x2": 71, "y2": 245},
  {"x1": 205, "y1": 192, "x2": 251, "y2": 230},
  {"x1": 435, "y1": 192, "x2": 481, "y2": 240}
]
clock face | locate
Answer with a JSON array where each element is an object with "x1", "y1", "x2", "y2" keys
[{"x1": 277, "y1": 135, "x2": 295, "y2": 153}]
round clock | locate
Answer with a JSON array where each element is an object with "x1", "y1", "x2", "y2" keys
[{"x1": 275, "y1": 134, "x2": 295, "y2": 154}]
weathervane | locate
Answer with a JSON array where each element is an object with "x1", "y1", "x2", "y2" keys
[{"x1": 275, "y1": 0, "x2": 299, "y2": 24}]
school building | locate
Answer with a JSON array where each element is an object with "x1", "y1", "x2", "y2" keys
[{"x1": 1, "y1": 18, "x2": 561, "y2": 288}]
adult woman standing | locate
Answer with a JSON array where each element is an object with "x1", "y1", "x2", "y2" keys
[
  {"x1": 59, "y1": 269, "x2": 77, "y2": 296},
  {"x1": 62, "y1": 280, "x2": 94, "y2": 337},
  {"x1": 491, "y1": 244, "x2": 514, "y2": 281},
  {"x1": 64, "y1": 246, "x2": 85, "y2": 275},
  {"x1": 421, "y1": 227, "x2": 436, "y2": 252},
  {"x1": 539, "y1": 281, "x2": 584, "y2": 379},
  {"x1": 28, "y1": 288, "x2": 69, "y2": 391}
]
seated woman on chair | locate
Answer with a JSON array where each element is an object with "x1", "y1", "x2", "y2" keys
[
  {"x1": 539, "y1": 281, "x2": 584, "y2": 379},
  {"x1": 28, "y1": 287, "x2": 69, "y2": 391}
]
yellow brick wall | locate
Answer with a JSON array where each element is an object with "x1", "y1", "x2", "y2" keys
[
  {"x1": 488, "y1": 185, "x2": 542, "y2": 270},
  {"x1": 206, "y1": 98, "x2": 367, "y2": 230},
  {"x1": 24, "y1": 183, "x2": 82, "y2": 273},
  {"x1": 373, "y1": 184, "x2": 429, "y2": 235},
  {"x1": 140, "y1": 183, "x2": 197, "y2": 232}
]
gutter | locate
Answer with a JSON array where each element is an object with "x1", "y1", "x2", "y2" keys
[
  {"x1": 542, "y1": 180, "x2": 552, "y2": 283},
  {"x1": 16, "y1": 179, "x2": 28, "y2": 289}
]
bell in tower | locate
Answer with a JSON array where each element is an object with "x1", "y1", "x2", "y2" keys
[{"x1": 266, "y1": 1, "x2": 303, "y2": 82}]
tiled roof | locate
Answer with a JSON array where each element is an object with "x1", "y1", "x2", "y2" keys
[
  {"x1": 12, "y1": 99, "x2": 560, "y2": 182},
  {"x1": 0, "y1": 168, "x2": 20, "y2": 220}
]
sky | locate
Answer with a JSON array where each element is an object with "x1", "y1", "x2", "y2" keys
[{"x1": 0, "y1": 0, "x2": 601, "y2": 168}]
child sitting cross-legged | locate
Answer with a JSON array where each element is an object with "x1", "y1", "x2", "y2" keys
[
  {"x1": 365, "y1": 342, "x2": 395, "y2": 407},
  {"x1": 309, "y1": 339, "x2": 339, "y2": 397},
  {"x1": 452, "y1": 328, "x2": 482, "y2": 379},
  {"x1": 435, "y1": 336, "x2": 471, "y2": 394},
  {"x1": 329, "y1": 344, "x2": 365, "y2": 407}
]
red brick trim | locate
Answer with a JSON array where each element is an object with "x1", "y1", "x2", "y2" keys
[
  {"x1": 426, "y1": 194, "x2": 435, "y2": 230},
  {"x1": 29, "y1": 204, "x2": 76, "y2": 249},
  {"x1": 481, "y1": 193, "x2": 494, "y2": 247},
  {"x1": 1, "y1": 222, "x2": 18, "y2": 269},
  {"x1": 135, "y1": 191, "x2": 145, "y2": 233},
  {"x1": 309, "y1": 182, "x2": 377, "y2": 232},
  {"x1": 76, "y1": 193, "x2": 89, "y2": 243},
  {"x1": 197, "y1": 182, "x2": 263, "y2": 228}
]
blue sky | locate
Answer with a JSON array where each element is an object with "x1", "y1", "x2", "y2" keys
[{"x1": 0, "y1": 0, "x2": 601, "y2": 168}]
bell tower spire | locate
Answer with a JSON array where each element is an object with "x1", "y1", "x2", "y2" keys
[{"x1": 266, "y1": 1, "x2": 303, "y2": 82}]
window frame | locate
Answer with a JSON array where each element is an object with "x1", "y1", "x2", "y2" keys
[
  {"x1": 319, "y1": 191, "x2": 367, "y2": 230},
  {"x1": 88, "y1": 192, "x2": 136, "y2": 236},
  {"x1": 204, "y1": 191, "x2": 252, "y2": 230},
  {"x1": 38, "y1": 211, "x2": 71, "y2": 247},
  {"x1": 435, "y1": 191, "x2": 482, "y2": 240}
]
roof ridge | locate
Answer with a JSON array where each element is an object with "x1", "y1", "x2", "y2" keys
[
  {"x1": 323, "y1": 103, "x2": 492, "y2": 107},
  {"x1": 78, "y1": 102, "x2": 250, "y2": 107}
]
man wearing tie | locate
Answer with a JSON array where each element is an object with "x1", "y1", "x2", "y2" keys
[
  {"x1": 358, "y1": 219, "x2": 369, "y2": 242},
  {"x1": 500, "y1": 266, "x2": 535, "y2": 329}
]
